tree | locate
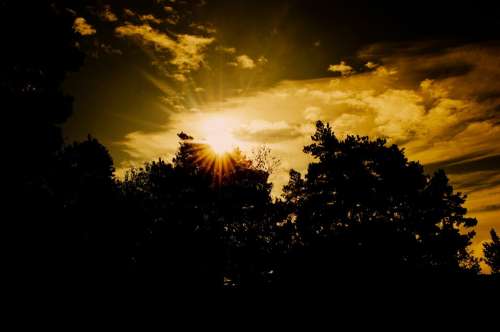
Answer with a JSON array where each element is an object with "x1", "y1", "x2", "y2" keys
[
  {"x1": 483, "y1": 229, "x2": 500, "y2": 275},
  {"x1": 54, "y1": 136, "x2": 120, "y2": 275},
  {"x1": 250, "y1": 145, "x2": 282, "y2": 174},
  {"x1": 120, "y1": 133, "x2": 276, "y2": 290},
  {"x1": 280, "y1": 121, "x2": 479, "y2": 285},
  {"x1": 2, "y1": 1, "x2": 83, "y2": 162},
  {"x1": 4, "y1": 1, "x2": 85, "y2": 283}
]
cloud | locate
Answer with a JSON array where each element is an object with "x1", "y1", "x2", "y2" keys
[
  {"x1": 73, "y1": 17, "x2": 96, "y2": 36},
  {"x1": 101, "y1": 6, "x2": 118, "y2": 22},
  {"x1": 139, "y1": 14, "x2": 162, "y2": 24},
  {"x1": 173, "y1": 73, "x2": 187, "y2": 82},
  {"x1": 115, "y1": 23, "x2": 172, "y2": 47},
  {"x1": 123, "y1": 8, "x2": 135, "y2": 17},
  {"x1": 257, "y1": 56, "x2": 268, "y2": 65},
  {"x1": 172, "y1": 34, "x2": 215, "y2": 70},
  {"x1": 427, "y1": 154, "x2": 500, "y2": 175},
  {"x1": 115, "y1": 23, "x2": 214, "y2": 72},
  {"x1": 446, "y1": 171, "x2": 500, "y2": 194},
  {"x1": 472, "y1": 204, "x2": 500, "y2": 213},
  {"x1": 119, "y1": 130, "x2": 178, "y2": 165},
  {"x1": 121, "y1": 8, "x2": 178, "y2": 25},
  {"x1": 234, "y1": 120, "x2": 303, "y2": 143},
  {"x1": 230, "y1": 54, "x2": 256, "y2": 69},
  {"x1": 328, "y1": 61, "x2": 354, "y2": 76},
  {"x1": 373, "y1": 66, "x2": 398, "y2": 77},
  {"x1": 191, "y1": 23, "x2": 217, "y2": 34},
  {"x1": 163, "y1": 6, "x2": 175, "y2": 13},
  {"x1": 228, "y1": 54, "x2": 268, "y2": 69},
  {"x1": 304, "y1": 106, "x2": 322, "y2": 121},
  {"x1": 218, "y1": 46, "x2": 236, "y2": 54}
]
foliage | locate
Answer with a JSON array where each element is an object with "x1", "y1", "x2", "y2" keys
[
  {"x1": 483, "y1": 229, "x2": 500, "y2": 274},
  {"x1": 280, "y1": 121, "x2": 480, "y2": 282},
  {"x1": 250, "y1": 145, "x2": 282, "y2": 174},
  {"x1": 119, "y1": 134, "x2": 276, "y2": 288}
]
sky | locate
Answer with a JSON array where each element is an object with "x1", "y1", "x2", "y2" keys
[{"x1": 63, "y1": 0, "x2": 500, "y2": 268}]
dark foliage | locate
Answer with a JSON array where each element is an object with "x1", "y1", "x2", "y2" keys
[
  {"x1": 483, "y1": 229, "x2": 500, "y2": 274},
  {"x1": 118, "y1": 134, "x2": 276, "y2": 290},
  {"x1": 279, "y1": 121, "x2": 480, "y2": 288},
  {"x1": 2, "y1": 1, "x2": 83, "y2": 162},
  {"x1": 4, "y1": 1, "x2": 84, "y2": 285}
]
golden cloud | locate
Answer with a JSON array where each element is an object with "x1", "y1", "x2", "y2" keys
[
  {"x1": 230, "y1": 54, "x2": 256, "y2": 69},
  {"x1": 234, "y1": 120, "x2": 303, "y2": 143},
  {"x1": 139, "y1": 14, "x2": 162, "y2": 24},
  {"x1": 101, "y1": 6, "x2": 118, "y2": 22},
  {"x1": 73, "y1": 17, "x2": 96, "y2": 36},
  {"x1": 328, "y1": 61, "x2": 354, "y2": 76},
  {"x1": 163, "y1": 6, "x2": 175, "y2": 13},
  {"x1": 115, "y1": 23, "x2": 214, "y2": 73}
]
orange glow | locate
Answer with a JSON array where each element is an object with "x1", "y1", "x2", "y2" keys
[{"x1": 194, "y1": 145, "x2": 236, "y2": 183}]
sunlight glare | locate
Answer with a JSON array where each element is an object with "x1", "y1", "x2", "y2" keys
[{"x1": 202, "y1": 116, "x2": 237, "y2": 154}]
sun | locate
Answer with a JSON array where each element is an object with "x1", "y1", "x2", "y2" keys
[
  {"x1": 201, "y1": 116, "x2": 238, "y2": 154},
  {"x1": 206, "y1": 132, "x2": 234, "y2": 154},
  {"x1": 195, "y1": 115, "x2": 242, "y2": 183}
]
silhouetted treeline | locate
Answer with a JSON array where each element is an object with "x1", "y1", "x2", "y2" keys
[{"x1": 5, "y1": 1, "x2": 499, "y2": 294}]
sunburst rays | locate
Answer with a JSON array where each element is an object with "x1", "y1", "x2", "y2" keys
[{"x1": 190, "y1": 143, "x2": 237, "y2": 183}]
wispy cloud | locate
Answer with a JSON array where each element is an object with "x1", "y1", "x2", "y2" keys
[
  {"x1": 123, "y1": 8, "x2": 135, "y2": 17},
  {"x1": 101, "y1": 6, "x2": 118, "y2": 22},
  {"x1": 228, "y1": 54, "x2": 255, "y2": 69},
  {"x1": 234, "y1": 120, "x2": 303, "y2": 143},
  {"x1": 73, "y1": 17, "x2": 96, "y2": 36},
  {"x1": 163, "y1": 6, "x2": 175, "y2": 13},
  {"x1": 328, "y1": 61, "x2": 354, "y2": 76},
  {"x1": 231, "y1": 54, "x2": 255, "y2": 69},
  {"x1": 139, "y1": 14, "x2": 162, "y2": 24},
  {"x1": 218, "y1": 46, "x2": 236, "y2": 54},
  {"x1": 229, "y1": 54, "x2": 268, "y2": 69},
  {"x1": 115, "y1": 23, "x2": 214, "y2": 75}
]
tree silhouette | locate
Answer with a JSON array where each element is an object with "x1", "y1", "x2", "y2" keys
[
  {"x1": 250, "y1": 145, "x2": 282, "y2": 174},
  {"x1": 54, "y1": 136, "x2": 121, "y2": 276},
  {"x1": 3, "y1": 1, "x2": 83, "y2": 161},
  {"x1": 483, "y1": 229, "x2": 500, "y2": 275},
  {"x1": 279, "y1": 121, "x2": 479, "y2": 287},
  {"x1": 4, "y1": 1, "x2": 85, "y2": 283},
  {"x1": 119, "y1": 133, "x2": 276, "y2": 289}
]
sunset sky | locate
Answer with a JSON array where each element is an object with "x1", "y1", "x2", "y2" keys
[{"x1": 63, "y1": 0, "x2": 499, "y2": 266}]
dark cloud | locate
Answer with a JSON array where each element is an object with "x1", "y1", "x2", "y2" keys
[
  {"x1": 451, "y1": 174, "x2": 500, "y2": 194},
  {"x1": 416, "y1": 62, "x2": 475, "y2": 81},
  {"x1": 424, "y1": 151, "x2": 494, "y2": 174},
  {"x1": 424, "y1": 154, "x2": 500, "y2": 192},
  {"x1": 198, "y1": 0, "x2": 500, "y2": 80},
  {"x1": 433, "y1": 155, "x2": 500, "y2": 175},
  {"x1": 471, "y1": 204, "x2": 500, "y2": 213},
  {"x1": 476, "y1": 90, "x2": 500, "y2": 103}
]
